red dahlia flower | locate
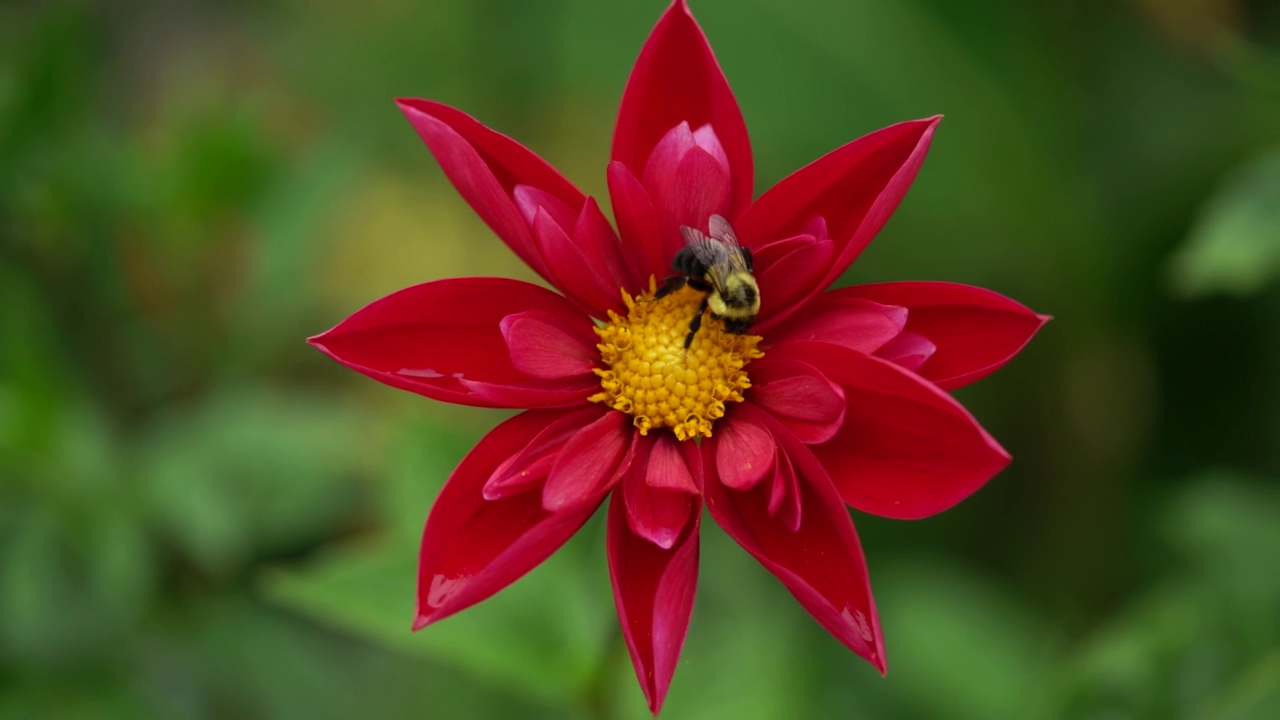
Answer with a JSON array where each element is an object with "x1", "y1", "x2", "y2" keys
[{"x1": 310, "y1": 0, "x2": 1046, "y2": 713}]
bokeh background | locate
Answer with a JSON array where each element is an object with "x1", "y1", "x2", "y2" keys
[{"x1": 3, "y1": 0, "x2": 1279, "y2": 717}]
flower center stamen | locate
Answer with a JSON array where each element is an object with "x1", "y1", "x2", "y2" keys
[{"x1": 589, "y1": 278, "x2": 763, "y2": 440}]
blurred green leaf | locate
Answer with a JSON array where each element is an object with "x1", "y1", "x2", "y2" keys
[
  {"x1": 376, "y1": 412, "x2": 491, "y2": 540},
  {"x1": 0, "y1": 507, "x2": 74, "y2": 662},
  {"x1": 264, "y1": 528, "x2": 611, "y2": 705},
  {"x1": 1167, "y1": 148, "x2": 1280, "y2": 297},
  {"x1": 1163, "y1": 471, "x2": 1280, "y2": 574},
  {"x1": 142, "y1": 439, "x2": 243, "y2": 574},
  {"x1": 1050, "y1": 473, "x2": 1280, "y2": 720},
  {"x1": 1053, "y1": 585, "x2": 1206, "y2": 720},
  {"x1": 0, "y1": 265, "x2": 71, "y2": 461},
  {"x1": 0, "y1": 671, "x2": 154, "y2": 720},
  {"x1": 137, "y1": 592, "x2": 563, "y2": 720},
  {"x1": 85, "y1": 509, "x2": 155, "y2": 627},
  {"x1": 163, "y1": 111, "x2": 277, "y2": 225},
  {"x1": 236, "y1": 141, "x2": 362, "y2": 339},
  {"x1": 1161, "y1": 472, "x2": 1280, "y2": 650},
  {"x1": 139, "y1": 388, "x2": 368, "y2": 575},
  {"x1": 1207, "y1": 648, "x2": 1280, "y2": 720},
  {"x1": 0, "y1": 400, "x2": 155, "y2": 664},
  {"x1": 0, "y1": 3, "x2": 97, "y2": 174},
  {"x1": 871, "y1": 559, "x2": 1057, "y2": 720}
]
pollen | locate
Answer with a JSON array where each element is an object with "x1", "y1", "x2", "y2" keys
[{"x1": 589, "y1": 277, "x2": 763, "y2": 440}]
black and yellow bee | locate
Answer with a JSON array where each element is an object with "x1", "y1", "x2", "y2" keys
[{"x1": 655, "y1": 214, "x2": 761, "y2": 348}]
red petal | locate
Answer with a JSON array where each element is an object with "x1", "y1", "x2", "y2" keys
[
  {"x1": 452, "y1": 376, "x2": 598, "y2": 409},
  {"x1": 752, "y1": 232, "x2": 834, "y2": 325},
  {"x1": 607, "y1": 161, "x2": 668, "y2": 283},
  {"x1": 748, "y1": 356, "x2": 846, "y2": 444},
  {"x1": 543, "y1": 410, "x2": 636, "y2": 511},
  {"x1": 766, "y1": 444, "x2": 802, "y2": 533},
  {"x1": 875, "y1": 331, "x2": 936, "y2": 372},
  {"x1": 626, "y1": 478, "x2": 695, "y2": 551},
  {"x1": 500, "y1": 310, "x2": 597, "y2": 380},
  {"x1": 608, "y1": 486, "x2": 700, "y2": 715},
  {"x1": 767, "y1": 293, "x2": 906, "y2": 354},
  {"x1": 714, "y1": 415, "x2": 775, "y2": 490},
  {"x1": 528, "y1": 203, "x2": 629, "y2": 316},
  {"x1": 416, "y1": 409, "x2": 604, "y2": 626},
  {"x1": 642, "y1": 122, "x2": 732, "y2": 242},
  {"x1": 623, "y1": 435, "x2": 698, "y2": 550},
  {"x1": 483, "y1": 408, "x2": 601, "y2": 500},
  {"x1": 739, "y1": 117, "x2": 940, "y2": 329},
  {"x1": 397, "y1": 99, "x2": 584, "y2": 284},
  {"x1": 574, "y1": 198, "x2": 637, "y2": 306},
  {"x1": 612, "y1": 0, "x2": 752, "y2": 217},
  {"x1": 482, "y1": 453, "x2": 555, "y2": 501},
  {"x1": 646, "y1": 433, "x2": 700, "y2": 493},
  {"x1": 309, "y1": 278, "x2": 597, "y2": 408},
  {"x1": 840, "y1": 282, "x2": 1049, "y2": 390},
  {"x1": 767, "y1": 341, "x2": 1011, "y2": 519},
  {"x1": 704, "y1": 406, "x2": 885, "y2": 671},
  {"x1": 514, "y1": 184, "x2": 579, "y2": 233},
  {"x1": 518, "y1": 187, "x2": 633, "y2": 315}
]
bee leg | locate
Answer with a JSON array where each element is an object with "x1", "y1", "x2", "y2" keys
[
  {"x1": 686, "y1": 277, "x2": 713, "y2": 292},
  {"x1": 683, "y1": 296, "x2": 709, "y2": 349},
  {"x1": 653, "y1": 275, "x2": 686, "y2": 300}
]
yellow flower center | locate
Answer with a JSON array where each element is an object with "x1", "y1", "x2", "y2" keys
[{"x1": 589, "y1": 278, "x2": 764, "y2": 440}]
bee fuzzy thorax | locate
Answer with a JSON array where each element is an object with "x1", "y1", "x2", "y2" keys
[{"x1": 589, "y1": 279, "x2": 763, "y2": 441}]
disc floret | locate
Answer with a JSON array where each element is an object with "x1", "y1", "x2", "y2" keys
[{"x1": 589, "y1": 278, "x2": 763, "y2": 440}]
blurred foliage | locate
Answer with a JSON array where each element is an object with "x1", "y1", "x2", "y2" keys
[
  {"x1": 2, "y1": 0, "x2": 1279, "y2": 718},
  {"x1": 1167, "y1": 148, "x2": 1280, "y2": 297}
]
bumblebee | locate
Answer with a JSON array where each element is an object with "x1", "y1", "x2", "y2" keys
[{"x1": 655, "y1": 214, "x2": 761, "y2": 348}]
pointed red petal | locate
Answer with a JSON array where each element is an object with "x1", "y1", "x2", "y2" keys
[
  {"x1": 612, "y1": 0, "x2": 752, "y2": 217},
  {"x1": 839, "y1": 282, "x2": 1049, "y2": 390},
  {"x1": 500, "y1": 309, "x2": 597, "y2": 380},
  {"x1": 646, "y1": 433, "x2": 700, "y2": 493},
  {"x1": 397, "y1": 98, "x2": 583, "y2": 286},
  {"x1": 766, "y1": 443, "x2": 802, "y2": 533},
  {"x1": 766, "y1": 293, "x2": 906, "y2": 354},
  {"x1": 514, "y1": 183, "x2": 579, "y2": 232},
  {"x1": 543, "y1": 410, "x2": 635, "y2": 511},
  {"x1": 608, "y1": 443, "x2": 701, "y2": 715},
  {"x1": 705, "y1": 405, "x2": 885, "y2": 671},
  {"x1": 607, "y1": 161, "x2": 668, "y2": 284},
  {"x1": 748, "y1": 356, "x2": 846, "y2": 444},
  {"x1": 574, "y1": 198, "x2": 638, "y2": 308},
  {"x1": 309, "y1": 278, "x2": 596, "y2": 408},
  {"x1": 519, "y1": 188, "x2": 633, "y2": 315},
  {"x1": 767, "y1": 340, "x2": 1010, "y2": 519},
  {"x1": 752, "y1": 232, "x2": 834, "y2": 325},
  {"x1": 622, "y1": 434, "x2": 698, "y2": 550},
  {"x1": 875, "y1": 331, "x2": 936, "y2": 372},
  {"x1": 526, "y1": 208, "x2": 610, "y2": 316},
  {"x1": 640, "y1": 122, "x2": 733, "y2": 244},
  {"x1": 483, "y1": 408, "x2": 601, "y2": 501},
  {"x1": 739, "y1": 117, "x2": 940, "y2": 330},
  {"x1": 416, "y1": 409, "x2": 604, "y2": 626},
  {"x1": 714, "y1": 415, "x2": 775, "y2": 490}
]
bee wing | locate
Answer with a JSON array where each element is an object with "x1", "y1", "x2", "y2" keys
[
  {"x1": 679, "y1": 224, "x2": 733, "y2": 292},
  {"x1": 679, "y1": 225, "x2": 731, "y2": 267},
  {"x1": 708, "y1": 214, "x2": 740, "y2": 247},
  {"x1": 707, "y1": 214, "x2": 750, "y2": 272}
]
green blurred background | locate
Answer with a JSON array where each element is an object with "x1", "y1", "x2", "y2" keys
[{"x1": 3, "y1": 0, "x2": 1279, "y2": 717}]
